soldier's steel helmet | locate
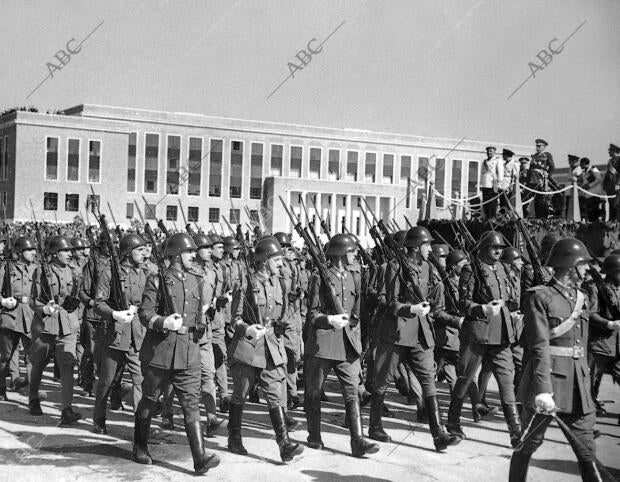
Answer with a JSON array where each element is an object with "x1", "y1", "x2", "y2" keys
[
  {"x1": 209, "y1": 233, "x2": 224, "y2": 246},
  {"x1": 602, "y1": 254, "x2": 620, "y2": 275},
  {"x1": 479, "y1": 231, "x2": 506, "y2": 248},
  {"x1": 120, "y1": 234, "x2": 146, "y2": 258},
  {"x1": 431, "y1": 244, "x2": 449, "y2": 258},
  {"x1": 193, "y1": 233, "x2": 213, "y2": 249},
  {"x1": 273, "y1": 232, "x2": 291, "y2": 247},
  {"x1": 223, "y1": 236, "x2": 240, "y2": 253},
  {"x1": 446, "y1": 249, "x2": 467, "y2": 270},
  {"x1": 47, "y1": 235, "x2": 72, "y2": 254},
  {"x1": 545, "y1": 238, "x2": 591, "y2": 268},
  {"x1": 325, "y1": 233, "x2": 357, "y2": 256},
  {"x1": 164, "y1": 233, "x2": 197, "y2": 257},
  {"x1": 254, "y1": 237, "x2": 283, "y2": 261},
  {"x1": 500, "y1": 247, "x2": 522, "y2": 264},
  {"x1": 540, "y1": 234, "x2": 562, "y2": 257},
  {"x1": 404, "y1": 227, "x2": 433, "y2": 248},
  {"x1": 13, "y1": 236, "x2": 37, "y2": 253},
  {"x1": 70, "y1": 237, "x2": 86, "y2": 250}
]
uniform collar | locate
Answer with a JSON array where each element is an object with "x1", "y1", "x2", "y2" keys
[{"x1": 167, "y1": 266, "x2": 188, "y2": 281}]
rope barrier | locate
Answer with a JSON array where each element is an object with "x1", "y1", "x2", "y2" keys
[
  {"x1": 519, "y1": 183, "x2": 571, "y2": 195},
  {"x1": 575, "y1": 186, "x2": 615, "y2": 199}
]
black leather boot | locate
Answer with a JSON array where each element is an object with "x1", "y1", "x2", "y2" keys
[
  {"x1": 92, "y1": 417, "x2": 108, "y2": 435},
  {"x1": 29, "y1": 398, "x2": 44, "y2": 416},
  {"x1": 306, "y1": 405, "x2": 324, "y2": 449},
  {"x1": 60, "y1": 407, "x2": 82, "y2": 425},
  {"x1": 227, "y1": 403, "x2": 248, "y2": 455},
  {"x1": 132, "y1": 410, "x2": 153, "y2": 465},
  {"x1": 416, "y1": 397, "x2": 428, "y2": 424},
  {"x1": 204, "y1": 414, "x2": 224, "y2": 438},
  {"x1": 269, "y1": 406, "x2": 304, "y2": 462},
  {"x1": 446, "y1": 396, "x2": 466, "y2": 439},
  {"x1": 186, "y1": 420, "x2": 221, "y2": 474},
  {"x1": 502, "y1": 403, "x2": 522, "y2": 448},
  {"x1": 284, "y1": 409, "x2": 301, "y2": 431},
  {"x1": 426, "y1": 396, "x2": 460, "y2": 451},
  {"x1": 508, "y1": 451, "x2": 532, "y2": 482},
  {"x1": 0, "y1": 386, "x2": 8, "y2": 402},
  {"x1": 347, "y1": 400, "x2": 379, "y2": 458},
  {"x1": 161, "y1": 415, "x2": 175, "y2": 430},
  {"x1": 368, "y1": 393, "x2": 391, "y2": 442}
]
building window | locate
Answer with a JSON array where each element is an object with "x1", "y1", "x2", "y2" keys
[
  {"x1": 208, "y1": 207, "x2": 219, "y2": 223},
  {"x1": 46, "y1": 137, "x2": 58, "y2": 180},
  {"x1": 270, "y1": 144, "x2": 283, "y2": 176},
  {"x1": 416, "y1": 156, "x2": 430, "y2": 208},
  {"x1": 250, "y1": 143, "x2": 263, "y2": 199},
  {"x1": 67, "y1": 139, "x2": 80, "y2": 181},
  {"x1": 309, "y1": 147, "x2": 321, "y2": 179},
  {"x1": 290, "y1": 146, "x2": 302, "y2": 178},
  {"x1": 400, "y1": 155, "x2": 411, "y2": 185},
  {"x1": 166, "y1": 135, "x2": 181, "y2": 195},
  {"x1": 328, "y1": 149, "x2": 340, "y2": 180},
  {"x1": 249, "y1": 209, "x2": 259, "y2": 225},
  {"x1": 365, "y1": 153, "x2": 376, "y2": 183},
  {"x1": 126, "y1": 203, "x2": 134, "y2": 219},
  {"x1": 346, "y1": 151, "x2": 358, "y2": 181},
  {"x1": 144, "y1": 133, "x2": 159, "y2": 193},
  {"x1": 451, "y1": 159, "x2": 462, "y2": 200},
  {"x1": 230, "y1": 140, "x2": 243, "y2": 198},
  {"x1": 188, "y1": 206, "x2": 199, "y2": 222},
  {"x1": 468, "y1": 161, "x2": 480, "y2": 197},
  {"x1": 383, "y1": 154, "x2": 394, "y2": 184},
  {"x1": 435, "y1": 158, "x2": 446, "y2": 207},
  {"x1": 44, "y1": 192, "x2": 58, "y2": 210},
  {"x1": 166, "y1": 205, "x2": 178, "y2": 221},
  {"x1": 0, "y1": 138, "x2": 4, "y2": 181},
  {"x1": 144, "y1": 202, "x2": 156, "y2": 220},
  {"x1": 188, "y1": 137, "x2": 202, "y2": 196},
  {"x1": 2, "y1": 136, "x2": 7, "y2": 180},
  {"x1": 229, "y1": 209, "x2": 241, "y2": 224},
  {"x1": 209, "y1": 139, "x2": 222, "y2": 197},
  {"x1": 127, "y1": 132, "x2": 137, "y2": 192},
  {"x1": 88, "y1": 140, "x2": 101, "y2": 183},
  {"x1": 86, "y1": 194, "x2": 100, "y2": 213},
  {"x1": 1, "y1": 192, "x2": 7, "y2": 216},
  {"x1": 65, "y1": 193, "x2": 79, "y2": 212}
]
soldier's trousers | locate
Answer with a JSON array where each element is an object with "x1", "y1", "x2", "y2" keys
[
  {"x1": 137, "y1": 363, "x2": 201, "y2": 424},
  {"x1": 93, "y1": 345, "x2": 143, "y2": 421},
  {"x1": 372, "y1": 340, "x2": 437, "y2": 397},
  {"x1": 213, "y1": 337, "x2": 228, "y2": 400},
  {"x1": 200, "y1": 341, "x2": 217, "y2": 415},
  {"x1": 517, "y1": 404, "x2": 596, "y2": 461},
  {"x1": 478, "y1": 342, "x2": 523, "y2": 401},
  {"x1": 589, "y1": 352, "x2": 620, "y2": 388},
  {"x1": 78, "y1": 319, "x2": 100, "y2": 390},
  {"x1": 230, "y1": 360, "x2": 286, "y2": 409},
  {"x1": 452, "y1": 342, "x2": 516, "y2": 404},
  {"x1": 435, "y1": 348, "x2": 480, "y2": 403},
  {"x1": 285, "y1": 346, "x2": 299, "y2": 399},
  {"x1": 0, "y1": 328, "x2": 32, "y2": 389},
  {"x1": 29, "y1": 331, "x2": 77, "y2": 409},
  {"x1": 304, "y1": 355, "x2": 359, "y2": 406}
]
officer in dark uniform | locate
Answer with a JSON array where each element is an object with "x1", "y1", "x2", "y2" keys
[
  {"x1": 227, "y1": 237, "x2": 303, "y2": 463},
  {"x1": 369, "y1": 227, "x2": 459, "y2": 451},
  {"x1": 588, "y1": 254, "x2": 620, "y2": 422},
  {"x1": 0, "y1": 236, "x2": 37, "y2": 401},
  {"x1": 29, "y1": 235, "x2": 83, "y2": 424},
  {"x1": 529, "y1": 138, "x2": 555, "y2": 217},
  {"x1": 510, "y1": 239, "x2": 599, "y2": 481},
  {"x1": 133, "y1": 233, "x2": 220, "y2": 474},
  {"x1": 69, "y1": 237, "x2": 87, "y2": 387},
  {"x1": 305, "y1": 233, "x2": 379, "y2": 457},
  {"x1": 92, "y1": 233, "x2": 148, "y2": 434},
  {"x1": 446, "y1": 231, "x2": 521, "y2": 447}
]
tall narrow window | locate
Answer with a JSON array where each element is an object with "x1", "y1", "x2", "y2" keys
[
  {"x1": 250, "y1": 142, "x2": 263, "y2": 199},
  {"x1": 188, "y1": 206, "x2": 199, "y2": 222},
  {"x1": 229, "y1": 209, "x2": 241, "y2": 224},
  {"x1": 67, "y1": 139, "x2": 79, "y2": 181},
  {"x1": 346, "y1": 151, "x2": 358, "y2": 181},
  {"x1": 126, "y1": 203, "x2": 134, "y2": 219},
  {"x1": 328, "y1": 149, "x2": 340, "y2": 180},
  {"x1": 208, "y1": 207, "x2": 220, "y2": 223},
  {"x1": 383, "y1": 154, "x2": 394, "y2": 184},
  {"x1": 468, "y1": 161, "x2": 480, "y2": 197},
  {"x1": 435, "y1": 158, "x2": 446, "y2": 207},
  {"x1": 86, "y1": 194, "x2": 100, "y2": 212},
  {"x1": 166, "y1": 135, "x2": 181, "y2": 195},
  {"x1": 188, "y1": 137, "x2": 202, "y2": 196},
  {"x1": 417, "y1": 156, "x2": 430, "y2": 208},
  {"x1": 44, "y1": 192, "x2": 58, "y2": 210},
  {"x1": 144, "y1": 134, "x2": 159, "y2": 193},
  {"x1": 144, "y1": 202, "x2": 156, "y2": 220},
  {"x1": 209, "y1": 140, "x2": 222, "y2": 197},
  {"x1": 290, "y1": 146, "x2": 302, "y2": 178},
  {"x1": 309, "y1": 148, "x2": 321, "y2": 179},
  {"x1": 400, "y1": 155, "x2": 411, "y2": 185},
  {"x1": 65, "y1": 194, "x2": 79, "y2": 211},
  {"x1": 88, "y1": 140, "x2": 101, "y2": 183},
  {"x1": 230, "y1": 140, "x2": 243, "y2": 198},
  {"x1": 166, "y1": 205, "x2": 178, "y2": 221},
  {"x1": 2, "y1": 136, "x2": 7, "y2": 180},
  {"x1": 451, "y1": 160, "x2": 462, "y2": 200},
  {"x1": 0, "y1": 138, "x2": 4, "y2": 181},
  {"x1": 365, "y1": 153, "x2": 376, "y2": 183},
  {"x1": 270, "y1": 145, "x2": 283, "y2": 176},
  {"x1": 127, "y1": 132, "x2": 136, "y2": 192},
  {"x1": 46, "y1": 137, "x2": 58, "y2": 180}
]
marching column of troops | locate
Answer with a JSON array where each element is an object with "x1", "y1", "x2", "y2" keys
[{"x1": 0, "y1": 212, "x2": 619, "y2": 481}]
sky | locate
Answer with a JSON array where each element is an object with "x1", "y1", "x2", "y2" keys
[{"x1": 1, "y1": 0, "x2": 618, "y2": 168}]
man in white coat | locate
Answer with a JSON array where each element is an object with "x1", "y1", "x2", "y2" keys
[{"x1": 479, "y1": 146, "x2": 504, "y2": 219}]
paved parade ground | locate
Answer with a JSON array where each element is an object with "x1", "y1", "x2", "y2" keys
[{"x1": 0, "y1": 368, "x2": 618, "y2": 482}]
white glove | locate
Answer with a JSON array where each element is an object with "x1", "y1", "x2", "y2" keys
[
  {"x1": 534, "y1": 393, "x2": 556, "y2": 413},
  {"x1": 327, "y1": 314, "x2": 350, "y2": 329},
  {"x1": 42, "y1": 301, "x2": 58, "y2": 315},
  {"x1": 607, "y1": 320, "x2": 620, "y2": 331},
  {"x1": 1, "y1": 297, "x2": 17, "y2": 309},
  {"x1": 246, "y1": 324, "x2": 266, "y2": 340},
  {"x1": 162, "y1": 313, "x2": 183, "y2": 331},
  {"x1": 482, "y1": 300, "x2": 503, "y2": 317},
  {"x1": 112, "y1": 310, "x2": 134, "y2": 324},
  {"x1": 410, "y1": 302, "x2": 431, "y2": 318}
]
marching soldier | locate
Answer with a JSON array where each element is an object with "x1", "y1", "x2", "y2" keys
[
  {"x1": 92, "y1": 234, "x2": 148, "y2": 434},
  {"x1": 29, "y1": 235, "x2": 83, "y2": 424},
  {"x1": 227, "y1": 237, "x2": 303, "y2": 463},
  {"x1": 0, "y1": 236, "x2": 37, "y2": 401},
  {"x1": 133, "y1": 233, "x2": 220, "y2": 474},
  {"x1": 304, "y1": 233, "x2": 379, "y2": 456},
  {"x1": 369, "y1": 227, "x2": 459, "y2": 451},
  {"x1": 69, "y1": 237, "x2": 87, "y2": 387},
  {"x1": 510, "y1": 239, "x2": 599, "y2": 481},
  {"x1": 446, "y1": 231, "x2": 522, "y2": 447}
]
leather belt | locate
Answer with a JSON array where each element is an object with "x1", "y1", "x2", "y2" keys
[
  {"x1": 549, "y1": 345, "x2": 585, "y2": 359},
  {"x1": 16, "y1": 297, "x2": 30, "y2": 304}
]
